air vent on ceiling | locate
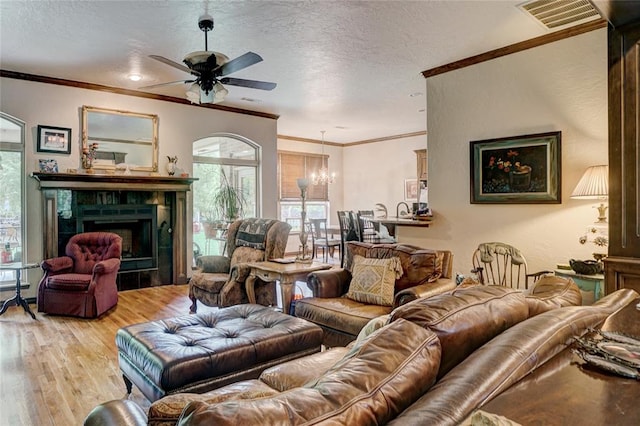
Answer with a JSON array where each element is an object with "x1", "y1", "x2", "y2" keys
[{"x1": 518, "y1": 0, "x2": 602, "y2": 30}]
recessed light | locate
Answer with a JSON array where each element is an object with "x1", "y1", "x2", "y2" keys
[
  {"x1": 128, "y1": 74, "x2": 142, "y2": 82},
  {"x1": 409, "y1": 92, "x2": 423, "y2": 97}
]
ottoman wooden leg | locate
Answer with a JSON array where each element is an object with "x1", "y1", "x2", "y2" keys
[
  {"x1": 123, "y1": 374, "x2": 133, "y2": 396},
  {"x1": 189, "y1": 295, "x2": 198, "y2": 313}
]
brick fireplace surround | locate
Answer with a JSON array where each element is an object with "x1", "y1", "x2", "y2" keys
[{"x1": 32, "y1": 173, "x2": 196, "y2": 290}]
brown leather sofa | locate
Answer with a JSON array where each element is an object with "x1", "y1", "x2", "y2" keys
[
  {"x1": 294, "y1": 241, "x2": 457, "y2": 347},
  {"x1": 84, "y1": 278, "x2": 640, "y2": 426}
]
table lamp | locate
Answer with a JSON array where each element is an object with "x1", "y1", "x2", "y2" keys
[
  {"x1": 571, "y1": 165, "x2": 608, "y2": 223},
  {"x1": 571, "y1": 165, "x2": 608, "y2": 262}
]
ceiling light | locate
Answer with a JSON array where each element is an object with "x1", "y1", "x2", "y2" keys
[
  {"x1": 213, "y1": 82, "x2": 228, "y2": 104},
  {"x1": 128, "y1": 74, "x2": 142, "y2": 82},
  {"x1": 311, "y1": 131, "x2": 336, "y2": 186},
  {"x1": 186, "y1": 83, "x2": 201, "y2": 104}
]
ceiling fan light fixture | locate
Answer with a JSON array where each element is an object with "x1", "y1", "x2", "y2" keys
[
  {"x1": 213, "y1": 82, "x2": 228, "y2": 104},
  {"x1": 186, "y1": 83, "x2": 201, "y2": 104}
]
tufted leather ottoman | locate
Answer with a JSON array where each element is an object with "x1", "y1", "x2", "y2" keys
[{"x1": 116, "y1": 304, "x2": 323, "y2": 402}]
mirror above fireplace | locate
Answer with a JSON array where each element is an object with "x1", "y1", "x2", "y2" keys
[{"x1": 82, "y1": 105, "x2": 158, "y2": 172}]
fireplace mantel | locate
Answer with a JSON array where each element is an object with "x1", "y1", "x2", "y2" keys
[
  {"x1": 32, "y1": 172, "x2": 196, "y2": 287},
  {"x1": 32, "y1": 172, "x2": 197, "y2": 191}
]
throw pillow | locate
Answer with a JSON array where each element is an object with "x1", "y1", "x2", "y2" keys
[
  {"x1": 235, "y1": 218, "x2": 276, "y2": 250},
  {"x1": 346, "y1": 255, "x2": 403, "y2": 306}
]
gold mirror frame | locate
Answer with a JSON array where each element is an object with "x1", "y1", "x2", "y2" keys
[{"x1": 81, "y1": 105, "x2": 158, "y2": 172}]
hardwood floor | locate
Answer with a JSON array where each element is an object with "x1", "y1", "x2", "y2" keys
[{"x1": 0, "y1": 284, "x2": 219, "y2": 426}]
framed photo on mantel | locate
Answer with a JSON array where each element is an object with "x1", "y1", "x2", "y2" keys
[
  {"x1": 37, "y1": 125, "x2": 72, "y2": 154},
  {"x1": 470, "y1": 131, "x2": 561, "y2": 204}
]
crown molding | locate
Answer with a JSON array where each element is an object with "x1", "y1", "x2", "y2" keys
[
  {"x1": 0, "y1": 69, "x2": 279, "y2": 120},
  {"x1": 422, "y1": 19, "x2": 607, "y2": 79}
]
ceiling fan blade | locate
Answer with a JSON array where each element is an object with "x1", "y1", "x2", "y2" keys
[
  {"x1": 220, "y1": 77, "x2": 276, "y2": 91},
  {"x1": 149, "y1": 55, "x2": 199, "y2": 76},
  {"x1": 139, "y1": 79, "x2": 196, "y2": 90},
  {"x1": 217, "y1": 52, "x2": 263, "y2": 76}
]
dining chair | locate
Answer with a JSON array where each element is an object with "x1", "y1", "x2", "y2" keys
[
  {"x1": 337, "y1": 211, "x2": 358, "y2": 267},
  {"x1": 309, "y1": 218, "x2": 341, "y2": 262},
  {"x1": 471, "y1": 242, "x2": 552, "y2": 290}
]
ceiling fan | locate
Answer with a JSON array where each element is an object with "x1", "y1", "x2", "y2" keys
[{"x1": 141, "y1": 14, "x2": 276, "y2": 104}]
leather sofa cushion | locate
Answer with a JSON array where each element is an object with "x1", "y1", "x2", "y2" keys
[
  {"x1": 390, "y1": 285, "x2": 529, "y2": 377},
  {"x1": 345, "y1": 242, "x2": 443, "y2": 292},
  {"x1": 294, "y1": 296, "x2": 392, "y2": 337},
  {"x1": 259, "y1": 347, "x2": 350, "y2": 392},
  {"x1": 178, "y1": 319, "x2": 442, "y2": 426},
  {"x1": 526, "y1": 275, "x2": 582, "y2": 316},
  {"x1": 148, "y1": 380, "x2": 279, "y2": 426}
]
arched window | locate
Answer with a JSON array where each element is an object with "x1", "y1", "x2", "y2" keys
[
  {"x1": 0, "y1": 113, "x2": 25, "y2": 283},
  {"x1": 192, "y1": 134, "x2": 260, "y2": 255}
]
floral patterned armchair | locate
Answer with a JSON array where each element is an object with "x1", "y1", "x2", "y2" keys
[{"x1": 189, "y1": 218, "x2": 291, "y2": 312}]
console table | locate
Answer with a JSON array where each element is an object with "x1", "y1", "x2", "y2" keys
[
  {"x1": 0, "y1": 262, "x2": 40, "y2": 319},
  {"x1": 244, "y1": 261, "x2": 332, "y2": 315}
]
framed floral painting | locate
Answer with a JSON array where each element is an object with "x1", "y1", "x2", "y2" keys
[{"x1": 470, "y1": 131, "x2": 561, "y2": 204}]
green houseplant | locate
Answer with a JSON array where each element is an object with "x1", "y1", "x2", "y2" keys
[{"x1": 213, "y1": 169, "x2": 245, "y2": 222}]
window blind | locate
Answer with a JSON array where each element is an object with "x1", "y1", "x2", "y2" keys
[{"x1": 278, "y1": 151, "x2": 328, "y2": 201}]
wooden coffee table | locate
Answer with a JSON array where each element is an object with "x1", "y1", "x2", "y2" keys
[{"x1": 245, "y1": 260, "x2": 332, "y2": 314}]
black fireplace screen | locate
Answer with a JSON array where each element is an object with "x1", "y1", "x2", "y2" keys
[{"x1": 77, "y1": 204, "x2": 158, "y2": 271}]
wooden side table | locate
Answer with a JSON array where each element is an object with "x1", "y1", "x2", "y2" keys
[
  {"x1": 554, "y1": 269, "x2": 604, "y2": 304},
  {"x1": 245, "y1": 261, "x2": 332, "y2": 315},
  {"x1": 0, "y1": 262, "x2": 40, "y2": 319}
]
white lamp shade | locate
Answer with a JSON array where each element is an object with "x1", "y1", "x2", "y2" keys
[{"x1": 571, "y1": 165, "x2": 608, "y2": 199}]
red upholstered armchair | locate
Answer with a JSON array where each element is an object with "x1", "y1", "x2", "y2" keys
[{"x1": 37, "y1": 232, "x2": 122, "y2": 318}]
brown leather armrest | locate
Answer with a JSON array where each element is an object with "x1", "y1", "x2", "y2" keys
[
  {"x1": 306, "y1": 268, "x2": 352, "y2": 298},
  {"x1": 83, "y1": 399, "x2": 147, "y2": 426},
  {"x1": 393, "y1": 278, "x2": 457, "y2": 308}
]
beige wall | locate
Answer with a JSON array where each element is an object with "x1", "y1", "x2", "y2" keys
[
  {"x1": 342, "y1": 135, "x2": 426, "y2": 215},
  {"x1": 0, "y1": 78, "x2": 278, "y2": 297},
  {"x1": 414, "y1": 28, "x2": 608, "y2": 276}
]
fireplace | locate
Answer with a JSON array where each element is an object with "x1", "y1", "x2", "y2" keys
[
  {"x1": 77, "y1": 204, "x2": 157, "y2": 272},
  {"x1": 32, "y1": 173, "x2": 195, "y2": 290}
]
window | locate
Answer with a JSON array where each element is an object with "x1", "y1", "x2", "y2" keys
[
  {"x1": 192, "y1": 134, "x2": 260, "y2": 256},
  {"x1": 278, "y1": 151, "x2": 330, "y2": 231},
  {"x1": 0, "y1": 113, "x2": 25, "y2": 286}
]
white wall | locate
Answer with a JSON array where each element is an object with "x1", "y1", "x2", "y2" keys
[
  {"x1": 0, "y1": 78, "x2": 278, "y2": 296},
  {"x1": 343, "y1": 134, "x2": 426, "y2": 215},
  {"x1": 416, "y1": 28, "x2": 608, "y2": 276}
]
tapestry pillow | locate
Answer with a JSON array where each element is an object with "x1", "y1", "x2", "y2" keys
[
  {"x1": 346, "y1": 255, "x2": 403, "y2": 306},
  {"x1": 235, "y1": 218, "x2": 276, "y2": 250}
]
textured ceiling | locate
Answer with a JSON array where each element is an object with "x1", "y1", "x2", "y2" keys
[{"x1": 1, "y1": 1, "x2": 563, "y2": 143}]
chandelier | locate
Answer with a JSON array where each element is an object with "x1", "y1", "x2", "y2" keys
[{"x1": 311, "y1": 130, "x2": 336, "y2": 185}]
